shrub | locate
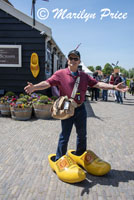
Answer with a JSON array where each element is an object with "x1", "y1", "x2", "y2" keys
[
  {"x1": 17, "y1": 98, "x2": 27, "y2": 104},
  {"x1": 126, "y1": 79, "x2": 130, "y2": 87},
  {"x1": 33, "y1": 95, "x2": 53, "y2": 105},
  {"x1": 51, "y1": 96, "x2": 58, "y2": 101},
  {"x1": 0, "y1": 96, "x2": 11, "y2": 105},
  {"x1": 19, "y1": 93, "x2": 25, "y2": 98},
  {"x1": 5, "y1": 91, "x2": 15, "y2": 97}
]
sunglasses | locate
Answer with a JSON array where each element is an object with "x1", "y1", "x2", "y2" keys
[{"x1": 69, "y1": 57, "x2": 79, "y2": 61}]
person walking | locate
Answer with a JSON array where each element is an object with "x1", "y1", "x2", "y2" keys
[{"x1": 24, "y1": 50, "x2": 128, "y2": 183}]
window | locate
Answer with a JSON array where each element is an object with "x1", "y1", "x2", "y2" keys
[{"x1": 0, "y1": 45, "x2": 22, "y2": 67}]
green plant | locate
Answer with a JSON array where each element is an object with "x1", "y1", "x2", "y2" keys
[
  {"x1": 0, "y1": 96, "x2": 11, "y2": 105},
  {"x1": 33, "y1": 95, "x2": 53, "y2": 105},
  {"x1": 51, "y1": 96, "x2": 58, "y2": 101},
  {"x1": 17, "y1": 98, "x2": 27, "y2": 104},
  {"x1": 24, "y1": 95, "x2": 30, "y2": 100},
  {"x1": 19, "y1": 93, "x2": 25, "y2": 98},
  {"x1": 126, "y1": 79, "x2": 130, "y2": 87},
  {"x1": 40, "y1": 95, "x2": 49, "y2": 101},
  {"x1": 5, "y1": 91, "x2": 15, "y2": 97},
  {"x1": 10, "y1": 97, "x2": 32, "y2": 108}
]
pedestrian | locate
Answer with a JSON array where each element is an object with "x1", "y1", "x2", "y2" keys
[
  {"x1": 108, "y1": 73, "x2": 115, "y2": 97},
  {"x1": 24, "y1": 50, "x2": 128, "y2": 183},
  {"x1": 130, "y1": 79, "x2": 134, "y2": 95},
  {"x1": 114, "y1": 73, "x2": 123, "y2": 104},
  {"x1": 122, "y1": 74, "x2": 127, "y2": 99},
  {"x1": 102, "y1": 74, "x2": 109, "y2": 101},
  {"x1": 91, "y1": 71, "x2": 100, "y2": 101}
]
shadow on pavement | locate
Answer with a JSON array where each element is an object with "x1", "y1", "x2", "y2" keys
[
  {"x1": 73, "y1": 169, "x2": 134, "y2": 196},
  {"x1": 122, "y1": 103, "x2": 134, "y2": 106},
  {"x1": 84, "y1": 100, "x2": 103, "y2": 121},
  {"x1": 125, "y1": 98, "x2": 134, "y2": 101}
]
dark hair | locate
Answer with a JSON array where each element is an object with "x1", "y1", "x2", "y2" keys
[{"x1": 93, "y1": 72, "x2": 98, "y2": 77}]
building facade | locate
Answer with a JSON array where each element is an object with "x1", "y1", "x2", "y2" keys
[{"x1": 0, "y1": 0, "x2": 66, "y2": 94}]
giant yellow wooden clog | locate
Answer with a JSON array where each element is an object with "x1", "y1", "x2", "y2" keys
[
  {"x1": 48, "y1": 154, "x2": 86, "y2": 183},
  {"x1": 30, "y1": 53, "x2": 40, "y2": 78},
  {"x1": 68, "y1": 150, "x2": 111, "y2": 176}
]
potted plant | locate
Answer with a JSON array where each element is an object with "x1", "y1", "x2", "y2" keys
[
  {"x1": 0, "y1": 91, "x2": 16, "y2": 116},
  {"x1": 33, "y1": 95, "x2": 53, "y2": 119},
  {"x1": 10, "y1": 97, "x2": 32, "y2": 120}
]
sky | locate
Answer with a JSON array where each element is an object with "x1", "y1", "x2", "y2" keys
[{"x1": 9, "y1": 0, "x2": 134, "y2": 70}]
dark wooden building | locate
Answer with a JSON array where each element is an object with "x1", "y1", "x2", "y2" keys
[{"x1": 0, "y1": 0, "x2": 66, "y2": 95}]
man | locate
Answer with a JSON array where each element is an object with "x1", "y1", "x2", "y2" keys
[
  {"x1": 102, "y1": 74, "x2": 109, "y2": 101},
  {"x1": 24, "y1": 50, "x2": 128, "y2": 183},
  {"x1": 114, "y1": 73, "x2": 123, "y2": 104},
  {"x1": 122, "y1": 74, "x2": 127, "y2": 99},
  {"x1": 108, "y1": 72, "x2": 115, "y2": 97},
  {"x1": 130, "y1": 78, "x2": 134, "y2": 95},
  {"x1": 91, "y1": 71, "x2": 100, "y2": 101}
]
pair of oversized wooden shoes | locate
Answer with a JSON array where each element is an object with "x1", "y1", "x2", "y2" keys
[{"x1": 48, "y1": 150, "x2": 111, "y2": 183}]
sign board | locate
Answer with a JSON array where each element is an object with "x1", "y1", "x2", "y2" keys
[{"x1": 0, "y1": 45, "x2": 22, "y2": 67}]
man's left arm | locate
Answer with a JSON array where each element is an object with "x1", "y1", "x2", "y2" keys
[{"x1": 93, "y1": 82, "x2": 129, "y2": 92}]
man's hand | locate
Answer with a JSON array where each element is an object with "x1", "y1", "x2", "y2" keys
[
  {"x1": 115, "y1": 82, "x2": 129, "y2": 92},
  {"x1": 24, "y1": 82, "x2": 35, "y2": 95}
]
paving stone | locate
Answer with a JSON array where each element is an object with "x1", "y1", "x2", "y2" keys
[{"x1": 0, "y1": 94, "x2": 134, "y2": 199}]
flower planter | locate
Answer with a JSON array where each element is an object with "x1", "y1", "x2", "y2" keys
[
  {"x1": 33, "y1": 104, "x2": 52, "y2": 119},
  {"x1": 10, "y1": 106, "x2": 32, "y2": 121},
  {"x1": 0, "y1": 104, "x2": 10, "y2": 116}
]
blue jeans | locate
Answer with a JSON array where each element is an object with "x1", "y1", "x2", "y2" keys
[
  {"x1": 102, "y1": 90, "x2": 108, "y2": 101},
  {"x1": 115, "y1": 91, "x2": 123, "y2": 103},
  {"x1": 55, "y1": 103, "x2": 87, "y2": 160}
]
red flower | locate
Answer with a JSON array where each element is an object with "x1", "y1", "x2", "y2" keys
[{"x1": 12, "y1": 98, "x2": 17, "y2": 102}]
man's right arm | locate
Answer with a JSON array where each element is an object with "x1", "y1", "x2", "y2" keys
[{"x1": 24, "y1": 81, "x2": 51, "y2": 95}]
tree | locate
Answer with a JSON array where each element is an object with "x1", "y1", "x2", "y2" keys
[
  {"x1": 96, "y1": 66, "x2": 102, "y2": 71},
  {"x1": 129, "y1": 68, "x2": 134, "y2": 78},
  {"x1": 114, "y1": 66, "x2": 129, "y2": 77},
  {"x1": 119, "y1": 67, "x2": 129, "y2": 77},
  {"x1": 103, "y1": 63, "x2": 113, "y2": 75},
  {"x1": 87, "y1": 66, "x2": 95, "y2": 72}
]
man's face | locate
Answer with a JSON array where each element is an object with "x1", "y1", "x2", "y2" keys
[{"x1": 68, "y1": 54, "x2": 80, "y2": 68}]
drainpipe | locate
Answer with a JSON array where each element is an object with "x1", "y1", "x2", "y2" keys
[
  {"x1": 44, "y1": 36, "x2": 51, "y2": 79},
  {"x1": 51, "y1": 44, "x2": 56, "y2": 74}
]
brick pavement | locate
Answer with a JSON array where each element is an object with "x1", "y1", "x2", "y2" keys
[{"x1": 0, "y1": 93, "x2": 134, "y2": 200}]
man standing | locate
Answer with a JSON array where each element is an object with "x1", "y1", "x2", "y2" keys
[
  {"x1": 102, "y1": 74, "x2": 109, "y2": 101},
  {"x1": 122, "y1": 74, "x2": 127, "y2": 99},
  {"x1": 114, "y1": 73, "x2": 123, "y2": 104},
  {"x1": 24, "y1": 50, "x2": 128, "y2": 183}
]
